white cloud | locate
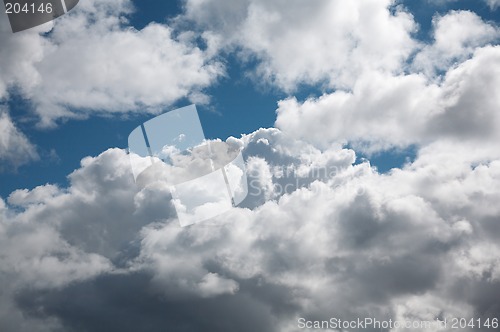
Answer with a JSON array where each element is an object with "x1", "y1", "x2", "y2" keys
[
  {"x1": 0, "y1": 1, "x2": 499, "y2": 330},
  {"x1": 181, "y1": 3, "x2": 500, "y2": 154},
  {"x1": 486, "y1": 0, "x2": 500, "y2": 9},
  {"x1": 0, "y1": 12, "x2": 49, "y2": 100},
  {"x1": 0, "y1": 110, "x2": 39, "y2": 170},
  {"x1": 275, "y1": 44, "x2": 500, "y2": 152},
  {"x1": 0, "y1": 0, "x2": 224, "y2": 127},
  {"x1": 133, "y1": 130, "x2": 500, "y2": 330},
  {"x1": 197, "y1": 272, "x2": 240, "y2": 297},
  {"x1": 413, "y1": 11, "x2": 499, "y2": 76},
  {"x1": 0, "y1": 126, "x2": 498, "y2": 330},
  {"x1": 183, "y1": 0, "x2": 417, "y2": 91}
]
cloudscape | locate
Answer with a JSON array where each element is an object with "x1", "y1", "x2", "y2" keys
[{"x1": 0, "y1": 0, "x2": 499, "y2": 331}]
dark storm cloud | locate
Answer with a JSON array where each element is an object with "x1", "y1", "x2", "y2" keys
[
  {"x1": 2, "y1": 138, "x2": 500, "y2": 332},
  {"x1": 15, "y1": 272, "x2": 296, "y2": 332},
  {"x1": 1, "y1": 0, "x2": 500, "y2": 330}
]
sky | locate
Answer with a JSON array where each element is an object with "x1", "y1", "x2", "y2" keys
[{"x1": 0, "y1": 0, "x2": 499, "y2": 331}]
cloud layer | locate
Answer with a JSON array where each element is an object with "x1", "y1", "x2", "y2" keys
[
  {"x1": 0, "y1": 0, "x2": 223, "y2": 127},
  {"x1": 1, "y1": 0, "x2": 499, "y2": 331},
  {"x1": 1, "y1": 126, "x2": 500, "y2": 331},
  {"x1": 275, "y1": 44, "x2": 500, "y2": 152},
  {"x1": 184, "y1": 0, "x2": 417, "y2": 91}
]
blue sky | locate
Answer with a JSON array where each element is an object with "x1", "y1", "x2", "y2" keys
[
  {"x1": 1, "y1": 1, "x2": 500, "y2": 330},
  {"x1": 2, "y1": 0, "x2": 497, "y2": 197}
]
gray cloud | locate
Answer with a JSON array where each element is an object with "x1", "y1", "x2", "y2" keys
[
  {"x1": 0, "y1": 110, "x2": 39, "y2": 170},
  {"x1": 1, "y1": 1, "x2": 499, "y2": 331},
  {"x1": 0, "y1": 127, "x2": 498, "y2": 331},
  {"x1": 183, "y1": 0, "x2": 417, "y2": 91},
  {"x1": 0, "y1": 0, "x2": 224, "y2": 127}
]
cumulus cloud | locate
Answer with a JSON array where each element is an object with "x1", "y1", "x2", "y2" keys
[
  {"x1": 0, "y1": 110, "x2": 39, "y2": 170},
  {"x1": 413, "y1": 11, "x2": 499, "y2": 76},
  {"x1": 0, "y1": 12, "x2": 49, "y2": 100},
  {"x1": 0, "y1": 126, "x2": 498, "y2": 331},
  {"x1": 181, "y1": 2, "x2": 500, "y2": 154},
  {"x1": 0, "y1": 0, "x2": 224, "y2": 127},
  {"x1": 275, "y1": 44, "x2": 500, "y2": 152},
  {"x1": 183, "y1": 0, "x2": 417, "y2": 91},
  {"x1": 1, "y1": 0, "x2": 499, "y2": 331}
]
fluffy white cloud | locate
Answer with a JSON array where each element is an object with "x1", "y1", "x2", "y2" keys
[
  {"x1": 0, "y1": 126, "x2": 498, "y2": 331},
  {"x1": 0, "y1": 0, "x2": 224, "y2": 127},
  {"x1": 413, "y1": 11, "x2": 499, "y2": 76},
  {"x1": 181, "y1": 2, "x2": 500, "y2": 154},
  {"x1": 0, "y1": 110, "x2": 38, "y2": 170},
  {"x1": 275, "y1": 44, "x2": 500, "y2": 152},
  {"x1": 184, "y1": 0, "x2": 417, "y2": 91},
  {"x1": 1, "y1": 0, "x2": 499, "y2": 331},
  {"x1": 0, "y1": 12, "x2": 49, "y2": 100}
]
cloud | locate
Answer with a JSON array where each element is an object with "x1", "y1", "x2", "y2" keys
[
  {"x1": 413, "y1": 11, "x2": 500, "y2": 76},
  {"x1": 1, "y1": 1, "x2": 499, "y2": 331},
  {"x1": 0, "y1": 110, "x2": 39, "y2": 170},
  {"x1": 0, "y1": 126, "x2": 498, "y2": 331},
  {"x1": 275, "y1": 44, "x2": 500, "y2": 153},
  {"x1": 0, "y1": 12, "x2": 49, "y2": 100},
  {"x1": 0, "y1": 0, "x2": 224, "y2": 127},
  {"x1": 183, "y1": 0, "x2": 417, "y2": 91},
  {"x1": 486, "y1": 0, "x2": 500, "y2": 10},
  {"x1": 181, "y1": 2, "x2": 500, "y2": 153}
]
